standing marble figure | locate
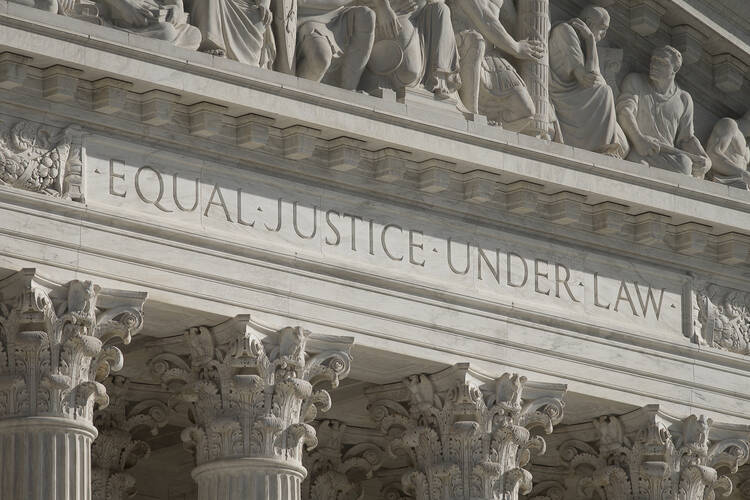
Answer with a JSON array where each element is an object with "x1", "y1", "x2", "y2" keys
[
  {"x1": 190, "y1": 0, "x2": 276, "y2": 67},
  {"x1": 706, "y1": 111, "x2": 750, "y2": 189},
  {"x1": 448, "y1": 0, "x2": 540, "y2": 130},
  {"x1": 616, "y1": 45, "x2": 710, "y2": 176},
  {"x1": 548, "y1": 6, "x2": 627, "y2": 157}
]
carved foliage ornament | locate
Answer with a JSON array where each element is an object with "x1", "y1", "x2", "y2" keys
[
  {"x1": 367, "y1": 368, "x2": 565, "y2": 500},
  {"x1": 0, "y1": 269, "x2": 146, "y2": 422},
  {"x1": 693, "y1": 283, "x2": 750, "y2": 355},
  {"x1": 0, "y1": 119, "x2": 85, "y2": 201},
  {"x1": 91, "y1": 375, "x2": 169, "y2": 500},
  {"x1": 538, "y1": 411, "x2": 750, "y2": 500},
  {"x1": 302, "y1": 419, "x2": 386, "y2": 500},
  {"x1": 149, "y1": 322, "x2": 353, "y2": 467}
]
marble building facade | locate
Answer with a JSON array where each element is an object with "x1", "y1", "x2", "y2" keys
[{"x1": 0, "y1": 0, "x2": 749, "y2": 498}]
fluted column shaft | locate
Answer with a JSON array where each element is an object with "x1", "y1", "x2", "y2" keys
[
  {"x1": 193, "y1": 458, "x2": 306, "y2": 500},
  {"x1": 0, "y1": 417, "x2": 96, "y2": 500}
]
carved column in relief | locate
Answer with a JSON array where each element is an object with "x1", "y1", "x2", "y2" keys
[
  {"x1": 149, "y1": 318, "x2": 354, "y2": 500},
  {"x1": 0, "y1": 268, "x2": 147, "y2": 500},
  {"x1": 529, "y1": 405, "x2": 750, "y2": 500},
  {"x1": 91, "y1": 376, "x2": 169, "y2": 500},
  {"x1": 365, "y1": 363, "x2": 566, "y2": 500},
  {"x1": 516, "y1": 0, "x2": 552, "y2": 139}
]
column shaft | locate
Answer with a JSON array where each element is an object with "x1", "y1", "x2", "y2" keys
[
  {"x1": 0, "y1": 417, "x2": 96, "y2": 500},
  {"x1": 193, "y1": 458, "x2": 305, "y2": 500}
]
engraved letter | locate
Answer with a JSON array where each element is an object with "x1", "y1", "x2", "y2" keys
[
  {"x1": 507, "y1": 252, "x2": 528, "y2": 288},
  {"x1": 447, "y1": 238, "x2": 470, "y2": 275},
  {"x1": 109, "y1": 159, "x2": 127, "y2": 198},
  {"x1": 381, "y1": 224, "x2": 404, "y2": 261},
  {"x1": 343, "y1": 213, "x2": 363, "y2": 251},
  {"x1": 478, "y1": 248, "x2": 500, "y2": 284},
  {"x1": 236, "y1": 188, "x2": 255, "y2": 226},
  {"x1": 614, "y1": 281, "x2": 638, "y2": 316},
  {"x1": 293, "y1": 202, "x2": 317, "y2": 239},
  {"x1": 534, "y1": 258, "x2": 550, "y2": 296},
  {"x1": 409, "y1": 230, "x2": 425, "y2": 267},
  {"x1": 555, "y1": 263, "x2": 579, "y2": 302},
  {"x1": 265, "y1": 198, "x2": 282, "y2": 232},
  {"x1": 634, "y1": 282, "x2": 665, "y2": 320},
  {"x1": 593, "y1": 272, "x2": 610, "y2": 310},
  {"x1": 135, "y1": 166, "x2": 173, "y2": 212},
  {"x1": 368, "y1": 219, "x2": 375, "y2": 255},
  {"x1": 173, "y1": 173, "x2": 199, "y2": 212},
  {"x1": 325, "y1": 209, "x2": 341, "y2": 246},
  {"x1": 204, "y1": 183, "x2": 232, "y2": 221}
]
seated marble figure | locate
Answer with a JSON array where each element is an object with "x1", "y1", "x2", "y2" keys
[
  {"x1": 447, "y1": 0, "x2": 540, "y2": 131},
  {"x1": 296, "y1": 0, "x2": 388, "y2": 91},
  {"x1": 707, "y1": 111, "x2": 750, "y2": 190},
  {"x1": 356, "y1": 0, "x2": 460, "y2": 98},
  {"x1": 92, "y1": 0, "x2": 201, "y2": 49},
  {"x1": 548, "y1": 6, "x2": 627, "y2": 157},
  {"x1": 13, "y1": 0, "x2": 201, "y2": 48},
  {"x1": 616, "y1": 45, "x2": 710, "y2": 177}
]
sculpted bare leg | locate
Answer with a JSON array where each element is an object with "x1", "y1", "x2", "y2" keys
[
  {"x1": 297, "y1": 36, "x2": 335, "y2": 83},
  {"x1": 457, "y1": 30, "x2": 485, "y2": 114}
]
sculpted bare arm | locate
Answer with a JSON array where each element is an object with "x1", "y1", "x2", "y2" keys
[{"x1": 460, "y1": 0, "x2": 542, "y2": 60}]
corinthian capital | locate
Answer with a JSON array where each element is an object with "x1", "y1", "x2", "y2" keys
[
  {"x1": 533, "y1": 405, "x2": 750, "y2": 500},
  {"x1": 302, "y1": 420, "x2": 386, "y2": 500},
  {"x1": 148, "y1": 317, "x2": 354, "y2": 468},
  {"x1": 0, "y1": 268, "x2": 147, "y2": 422},
  {"x1": 365, "y1": 363, "x2": 566, "y2": 500},
  {"x1": 92, "y1": 376, "x2": 169, "y2": 500}
]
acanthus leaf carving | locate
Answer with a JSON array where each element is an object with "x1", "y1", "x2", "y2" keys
[
  {"x1": 301, "y1": 419, "x2": 387, "y2": 500},
  {"x1": 365, "y1": 364, "x2": 566, "y2": 500},
  {"x1": 0, "y1": 118, "x2": 85, "y2": 201},
  {"x1": 149, "y1": 318, "x2": 354, "y2": 470},
  {"x1": 537, "y1": 406, "x2": 750, "y2": 500},
  {"x1": 693, "y1": 283, "x2": 750, "y2": 356},
  {"x1": 0, "y1": 268, "x2": 147, "y2": 422},
  {"x1": 91, "y1": 376, "x2": 169, "y2": 500}
]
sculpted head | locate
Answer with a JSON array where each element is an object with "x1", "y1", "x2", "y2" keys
[
  {"x1": 649, "y1": 45, "x2": 682, "y2": 85},
  {"x1": 580, "y1": 6, "x2": 610, "y2": 42}
]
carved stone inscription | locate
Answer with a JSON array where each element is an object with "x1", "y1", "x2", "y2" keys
[{"x1": 85, "y1": 136, "x2": 685, "y2": 339}]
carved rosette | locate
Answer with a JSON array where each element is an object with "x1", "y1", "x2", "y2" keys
[
  {"x1": 0, "y1": 118, "x2": 85, "y2": 201},
  {"x1": 302, "y1": 420, "x2": 386, "y2": 500},
  {"x1": 366, "y1": 364, "x2": 566, "y2": 500},
  {"x1": 537, "y1": 407, "x2": 750, "y2": 500},
  {"x1": 149, "y1": 319, "x2": 353, "y2": 500},
  {"x1": 91, "y1": 376, "x2": 169, "y2": 500},
  {"x1": 0, "y1": 268, "x2": 147, "y2": 422}
]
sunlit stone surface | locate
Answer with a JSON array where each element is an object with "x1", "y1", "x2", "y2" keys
[{"x1": 0, "y1": 0, "x2": 748, "y2": 498}]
